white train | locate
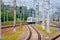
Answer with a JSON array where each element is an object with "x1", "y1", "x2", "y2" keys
[
  {"x1": 27, "y1": 17, "x2": 35, "y2": 24},
  {"x1": 27, "y1": 17, "x2": 42, "y2": 24}
]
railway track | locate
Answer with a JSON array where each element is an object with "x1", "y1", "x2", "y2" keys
[
  {"x1": 2, "y1": 22, "x2": 60, "y2": 40},
  {"x1": 26, "y1": 25, "x2": 41, "y2": 40},
  {"x1": 50, "y1": 23, "x2": 60, "y2": 40},
  {"x1": 31, "y1": 25, "x2": 41, "y2": 40},
  {"x1": 51, "y1": 34, "x2": 60, "y2": 40},
  {"x1": 50, "y1": 23, "x2": 60, "y2": 28},
  {"x1": 2, "y1": 24, "x2": 41, "y2": 40},
  {"x1": 2, "y1": 23, "x2": 27, "y2": 29}
]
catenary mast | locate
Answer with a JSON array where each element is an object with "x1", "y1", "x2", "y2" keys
[{"x1": 13, "y1": 0, "x2": 16, "y2": 32}]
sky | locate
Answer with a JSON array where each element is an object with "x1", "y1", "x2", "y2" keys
[
  {"x1": 3, "y1": 0, "x2": 60, "y2": 8},
  {"x1": 2, "y1": 0, "x2": 60, "y2": 15}
]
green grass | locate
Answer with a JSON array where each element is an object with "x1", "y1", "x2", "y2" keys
[
  {"x1": 2, "y1": 27, "x2": 23, "y2": 40},
  {"x1": 36, "y1": 24, "x2": 57, "y2": 36},
  {"x1": 2, "y1": 20, "x2": 27, "y2": 26}
]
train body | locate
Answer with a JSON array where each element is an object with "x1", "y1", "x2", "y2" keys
[
  {"x1": 27, "y1": 17, "x2": 35, "y2": 24},
  {"x1": 27, "y1": 17, "x2": 42, "y2": 24}
]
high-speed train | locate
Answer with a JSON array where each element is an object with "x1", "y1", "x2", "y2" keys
[
  {"x1": 27, "y1": 17, "x2": 42, "y2": 24},
  {"x1": 27, "y1": 17, "x2": 35, "y2": 24}
]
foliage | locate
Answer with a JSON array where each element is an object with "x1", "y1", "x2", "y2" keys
[
  {"x1": 36, "y1": 24, "x2": 57, "y2": 36},
  {"x1": 1, "y1": 4, "x2": 35, "y2": 22},
  {"x1": 2, "y1": 27, "x2": 23, "y2": 40}
]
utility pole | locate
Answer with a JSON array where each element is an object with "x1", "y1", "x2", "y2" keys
[
  {"x1": 9, "y1": 1, "x2": 10, "y2": 21},
  {"x1": 36, "y1": 1, "x2": 39, "y2": 24},
  {"x1": 7, "y1": 1, "x2": 10, "y2": 22},
  {"x1": 20, "y1": 0, "x2": 21, "y2": 26},
  {"x1": 7, "y1": 11, "x2": 8, "y2": 22},
  {"x1": 42, "y1": 0, "x2": 45, "y2": 29},
  {"x1": 46, "y1": 0, "x2": 50, "y2": 33},
  {"x1": 24, "y1": 2, "x2": 26, "y2": 23},
  {"x1": 33, "y1": 0, "x2": 36, "y2": 24},
  {"x1": 34, "y1": 0, "x2": 39, "y2": 24},
  {"x1": 0, "y1": 0, "x2": 2, "y2": 40},
  {"x1": 4, "y1": 0, "x2": 6, "y2": 22},
  {"x1": 32, "y1": 1, "x2": 35, "y2": 23},
  {"x1": 23, "y1": 2, "x2": 25, "y2": 22},
  {"x1": 13, "y1": 0, "x2": 16, "y2": 32},
  {"x1": 7, "y1": 6, "x2": 8, "y2": 22},
  {"x1": 4, "y1": 6, "x2": 5, "y2": 22}
]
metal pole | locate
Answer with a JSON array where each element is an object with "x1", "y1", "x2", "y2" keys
[
  {"x1": 33, "y1": 0, "x2": 36, "y2": 24},
  {"x1": 0, "y1": 0, "x2": 2, "y2": 39},
  {"x1": 13, "y1": 0, "x2": 16, "y2": 32},
  {"x1": 7, "y1": 10, "x2": 8, "y2": 22},
  {"x1": 36, "y1": 1, "x2": 39, "y2": 24},
  {"x1": 4, "y1": 6, "x2": 5, "y2": 22},
  {"x1": 23, "y1": 2, "x2": 25, "y2": 22},
  {"x1": 37, "y1": 2, "x2": 39, "y2": 24},
  {"x1": 36, "y1": 1, "x2": 38, "y2": 24},
  {"x1": 18, "y1": 8, "x2": 19, "y2": 20},
  {"x1": 24, "y1": 2, "x2": 26, "y2": 23},
  {"x1": 46, "y1": 0, "x2": 50, "y2": 33},
  {"x1": 7, "y1": 2, "x2": 10, "y2": 22},
  {"x1": 7, "y1": 12, "x2": 8, "y2": 22},
  {"x1": 22, "y1": 2, "x2": 24, "y2": 25},
  {"x1": 42, "y1": 0, "x2": 45, "y2": 29},
  {"x1": 9, "y1": 1, "x2": 10, "y2": 21},
  {"x1": 22, "y1": 2, "x2": 24, "y2": 23},
  {"x1": 20, "y1": 0, "x2": 21, "y2": 26},
  {"x1": 32, "y1": 1, "x2": 34, "y2": 23},
  {"x1": 4, "y1": 0, "x2": 6, "y2": 22},
  {"x1": 52, "y1": 5, "x2": 53, "y2": 22}
]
